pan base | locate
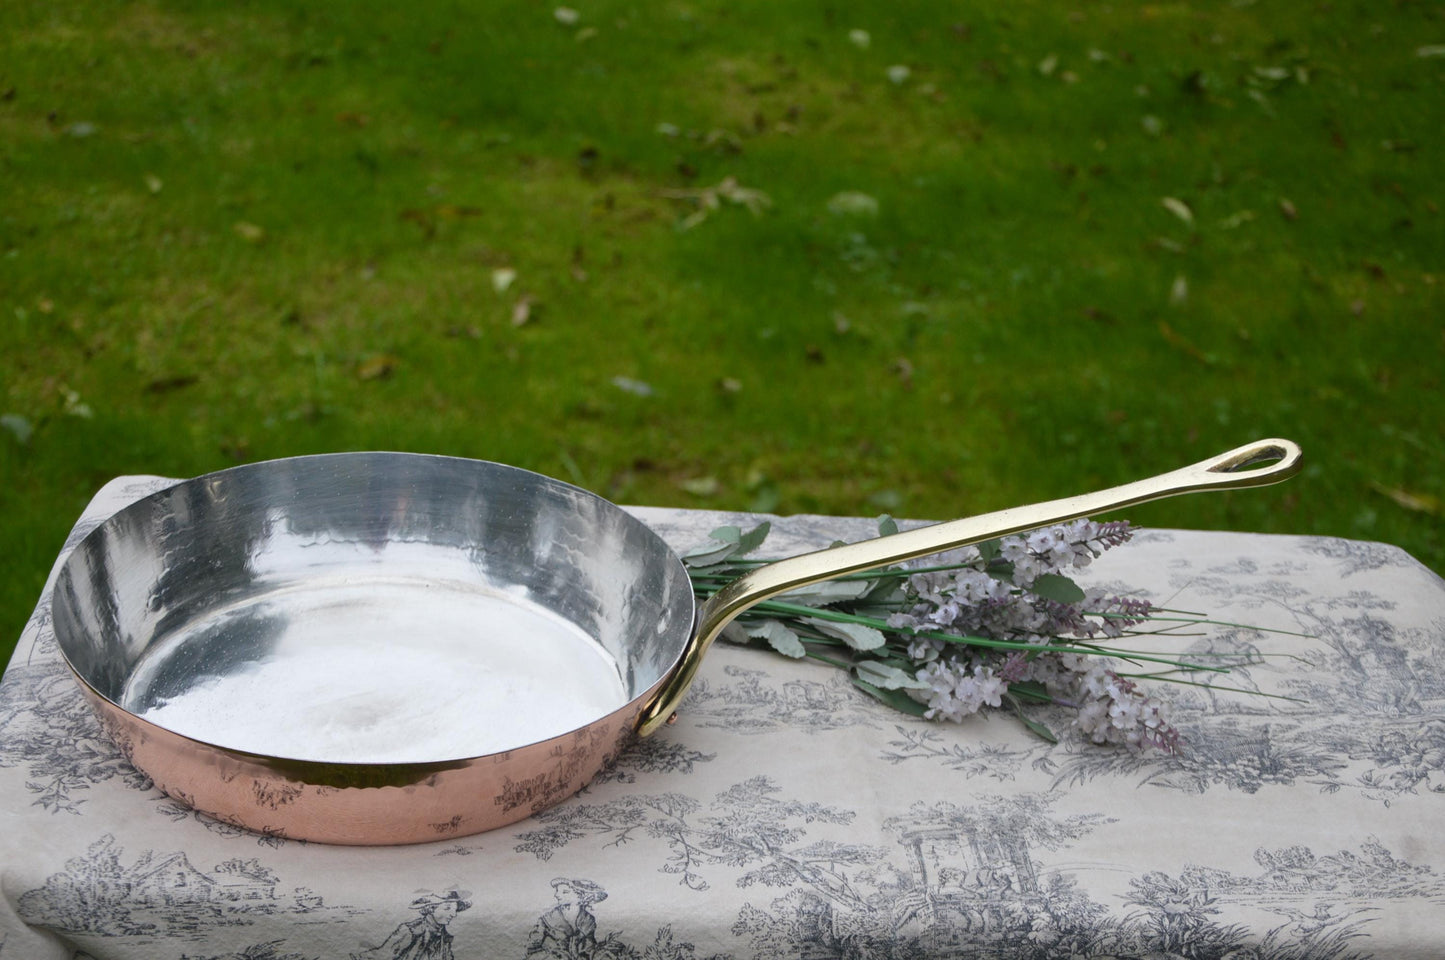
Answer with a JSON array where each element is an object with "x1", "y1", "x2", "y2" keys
[{"x1": 120, "y1": 579, "x2": 629, "y2": 764}]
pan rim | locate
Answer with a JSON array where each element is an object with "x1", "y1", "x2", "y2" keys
[{"x1": 50, "y1": 451, "x2": 699, "y2": 768}]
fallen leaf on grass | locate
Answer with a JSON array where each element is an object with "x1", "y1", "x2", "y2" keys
[
  {"x1": 826, "y1": 191, "x2": 879, "y2": 216},
  {"x1": 1246, "y1": 88, "x2": 1276, "y2": 116},
  {"x1": 702, "y1": 129, "x2": 742, "y2": 154},
  {"x1": 1370, "y1": 483, "x2": 1441, "y2": 515},
  {"x1": 1279, "y1": 198, "x2": 1299, "y2": 220},
  {"x1": 868, "y1": 489, "x2": 903, "y2": 511},
  {"x1": 1169, "y1": 274, "x2": 1189, "y2": 305},
  {"x1": 892, "y1": 356, "x2": 914, "y2": 388},
  {"x1": 491, "y1": 267, "x2": 517, "y2": 293},
  {"x1": 511, "y1": 294, "x2": 536, "y2": 326},
  {"x1": 659, "y1": 177, "x2": 770, "y2": 229},
  {"x1": 680, "y1": 476, "x2": 721, "y2": 497},
  {"x1": 1161, "y1": 196, "x2": 1194, "y2": 227},
  {"x1": 357, "y1": 354, "x2": 400, "y2": 380},
  {"x1": 233, "y1": 221, "x2": 265, "y2": 243},
  {"x1": 1, "y1": 413, "x2": 32, "y2": 445},
  {"x1": 144, "y1": 174, "x2": 163, "y2": 194},
  {"x1": 714, "y1": 178, "x2": 771, "y2": 213},
  {"x1": 61, "y1": 388, "x2": 93, "y2": 418},
  {"x1": 611, "y1": 376, "x2": 654, "y2": 397}
]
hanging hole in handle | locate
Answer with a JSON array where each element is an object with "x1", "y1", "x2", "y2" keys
[{"x1": 1207, "y1": 439, "x2": 1303, "y2": 477}]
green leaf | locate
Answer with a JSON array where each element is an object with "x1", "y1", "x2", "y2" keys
[
  {"x1": 1030, "y1": 573, "x2": 1086, "y2": 604},
  {"x1": 853, "y1": 659, "x2": 929, "y2": 690},
  {"x1": 682, "y1": 542, "x2": 742, "y2": 567},
  {"x1": 1006, "y1": 680, "x2": 1054, "y2": 703},
  {"x1": 747, "y1": 619, "x2": 807, "y2": 659},
  {"x1": 985, "y1": 561, "x2": 1015, "y2": 584},
  {"x1": 876, "y1": 514, "x2": 899, "y2": 536},
  {"x1": 682, "y1": 525, "x2": 744, "y2": 566},
  {"x1": 735, "y1": 520, "x2": 772, "y2": 556},
  {"x1": 780, "y1": 580, "x2": 872, "y2": 605},
  {"x1": 852, "y1": 677, "x2": 930, "y2": 717},
  {"x1": 683, "y1": 563, "x2": 739, "y2": 579},
  {"x1": 976, "y1": 539, "x2": 1002, "y2": 563},
  {"x1": 1005, "y1": 694, "x2": 1058, "y2": 743},
  {"x1": 720, "y1": 622, "x2": 751, "y2": 645},
  {"x1": 807, "y1": 618, "x2": 886, "y2": 651},
  {"x1": 861, "y1": 578, "x2": 906, "y2": 604}
]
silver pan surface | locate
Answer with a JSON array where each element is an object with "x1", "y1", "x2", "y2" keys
[{"x1": 53, "y1": 454, "x2": 696, "y2": 764}]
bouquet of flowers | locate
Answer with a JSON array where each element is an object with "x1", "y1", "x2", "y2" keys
[{"x1": 685, "y1": 517, "x2": 1251, "y2": 752}]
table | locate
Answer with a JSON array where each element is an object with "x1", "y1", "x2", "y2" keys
[{"x1": 4, "y1": 476, "x2": 1445, "y2": 960}]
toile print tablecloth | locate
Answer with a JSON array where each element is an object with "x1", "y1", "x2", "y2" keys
[{"x1": 3, "y1": 476, "x2": 1445, "y2": 960}]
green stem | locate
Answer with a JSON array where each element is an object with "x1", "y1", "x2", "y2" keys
[
  {"x1": 805, "y1": 651, "x2": 854, "y2": 670},
  {"x1": 1100, "y1": 610, "x2": 1316, "y2": 639},
  {"x1": 1111, "y1": 671, "x2": 1307, "y2": 703},
  {"x1": 745, "y1": 601, "x2": 1229, "y2": 674}
]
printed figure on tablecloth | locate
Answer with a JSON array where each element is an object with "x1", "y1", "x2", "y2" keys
[
  {"x1": 525, "y1": 878, "x2": 629, "y2": 960},
  {"x1": 522, "y1": 878, "x2": 729, "y2": 960},
  {"x1": 353, "y1": 890, "x2": 471, "y2": 960}
]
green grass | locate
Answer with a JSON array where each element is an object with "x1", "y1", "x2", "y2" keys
[{"x1": 3, "y1": 0, "x2": 1443, "y2": 659}]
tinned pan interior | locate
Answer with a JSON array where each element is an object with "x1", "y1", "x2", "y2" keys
[{"x1": 50, "y1": 453, "x2": 697, "y2": 764}]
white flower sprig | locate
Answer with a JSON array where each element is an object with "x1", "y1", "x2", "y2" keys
[{"x1": 685, "y1": 518, "x2": 1248, "y2": 751}]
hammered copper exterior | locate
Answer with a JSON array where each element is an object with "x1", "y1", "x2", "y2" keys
[{"x1": 78, "y1": 670, "x2": 657, "y2": 844}]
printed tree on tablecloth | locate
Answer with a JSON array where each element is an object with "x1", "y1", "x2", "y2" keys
[{"x1": 517, "y1": 776, "x2": 885, "y2": 900}]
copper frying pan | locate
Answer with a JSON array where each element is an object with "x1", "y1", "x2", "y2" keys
[{"x1": 50, "y1": 439, "x2": 1301, "y2": 844}]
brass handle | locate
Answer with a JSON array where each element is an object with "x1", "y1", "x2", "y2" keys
[{"x1": 635, "y1": 438, "x2": 1303, "y2": 736}]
